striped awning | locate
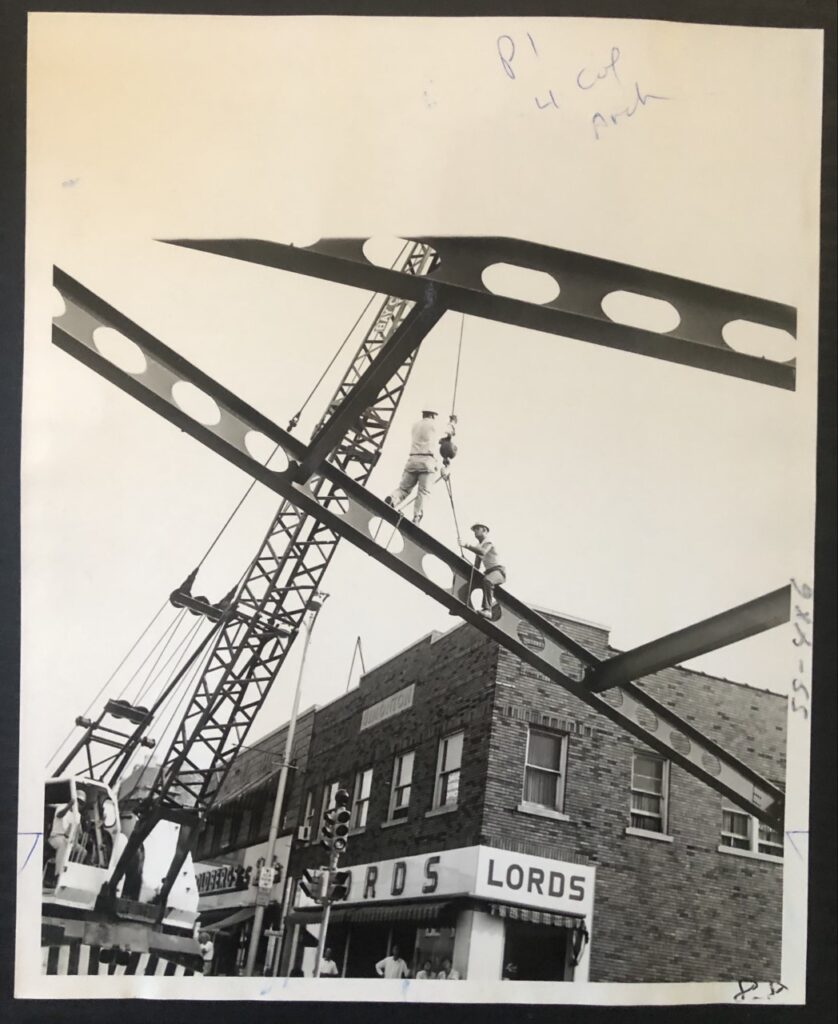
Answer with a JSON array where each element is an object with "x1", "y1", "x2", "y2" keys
[
  {"x1": 289, "y1": 900, "x2": 454, "y2": 926},
  {"x1": 200, "y1": 905, "x2": 256, "y2": 933},
  {"x1": 487, "y1": 903, "x2": 586, "y2": 930}
]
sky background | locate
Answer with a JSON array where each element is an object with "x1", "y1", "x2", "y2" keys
[{"x1": 21, "y1": 14, "x2": 821, "y2": 780}]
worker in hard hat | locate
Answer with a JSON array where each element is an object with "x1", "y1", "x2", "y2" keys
[
  {"x1": 462, "y1": 523, "x2": 506, "y2": 617},
  {"x1": 385, "y1": 409, "x2": 456, "y2": 525}
]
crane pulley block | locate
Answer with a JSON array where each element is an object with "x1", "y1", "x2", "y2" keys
[{"x1": 439, "y1": 435, "x2": 457, "y2": 465}]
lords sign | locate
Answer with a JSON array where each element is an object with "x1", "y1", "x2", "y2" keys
[{"x1": 296, "y1": 845, "x2": 595, "y2": 918}]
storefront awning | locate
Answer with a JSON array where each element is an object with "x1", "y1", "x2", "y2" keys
[
  {"x1": 200, "y1": 906, "x2": 256, "y2": 933},
  {"x1": 487, "y1": 903, "x2": 587, "y2": 930},
  {"x1": 289, "y1": 901, "x2": 455, "y2": 926}
]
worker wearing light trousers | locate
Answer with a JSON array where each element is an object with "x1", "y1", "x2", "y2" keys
[{"x1": 386, "y1": 410, "x2": 456, "y2": 525}]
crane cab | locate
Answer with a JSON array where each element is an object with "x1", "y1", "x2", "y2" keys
[{"x1": 43, "y1": 777, "x2": 126, "y2": 911}]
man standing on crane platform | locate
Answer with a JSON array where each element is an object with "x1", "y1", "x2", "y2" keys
[
  {"x1": 463, "y1": 523, "x2": 506, "y2": 617},
  {"x1": 385, "y1": 409, "x2": 456, "y2": 525}
]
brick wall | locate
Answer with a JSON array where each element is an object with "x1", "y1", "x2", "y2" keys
[
  {"x1": 291, "y1": 625, "x2": 498, "y2": 875},
  {"x1": 205, "y1": 611, "x2": 787, "y2": 984},
  {"x1": 484, "y1": 614, "x2": 786, "y2": 983},
  {"x1": 196, "y1": 707, "x2": 317, "y2": 859}
]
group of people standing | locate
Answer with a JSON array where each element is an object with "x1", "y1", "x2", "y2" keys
[
  {"x1": 313, "y1": 944, "x2": 460, "y2": 980},
  {"x1": 375, "y1": 945, "x2": 460, "y2": 980}
]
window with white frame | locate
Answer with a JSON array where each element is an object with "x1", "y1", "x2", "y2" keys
[
  {"x1": 522, "y1": 728, "x2": 567, "y2": 811},
  {"x1": 300, "y1": 790, "x2": 315, "y2": 840},
  {"x1": 388, "y1": 750, "x2": 415, "y2": 821},
  {"x1": 721, "y1": 803, "x2": 783, "y2": 857},
  {"x1": 351, "y1": 768, "x2": 373, "y2": 830},
  {"x1": 630, "y1": 753, "x2": 669, "y2": 833},
  {"x1": 319, "y1": 781, "x2": 339, "y2": 838},
  {"x1": 434, "y1": 731, "x2": 464, "y2": 808}
]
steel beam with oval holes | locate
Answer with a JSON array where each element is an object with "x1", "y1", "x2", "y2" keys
[
  {"x1": 164, "y1": 236, "x2": 797, "y2": 390},
  {"x1": 52, "y1": 267, "x2": 786, "y2": 830}
]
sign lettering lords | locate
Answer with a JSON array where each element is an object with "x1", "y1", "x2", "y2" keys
[{"x1": 295, "y1": 845, "x2": 595, "y2": 918}]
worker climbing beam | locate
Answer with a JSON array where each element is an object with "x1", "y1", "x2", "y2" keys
[
  {"x1": 585, "y1": 586, "x2": 792, "y2": 693},
  {"x1": 165, "y1": 235, "x2": 797, "y2": 390},
  {"x1": 52, "y1": 267, "x2": 786, "y2": 830}
]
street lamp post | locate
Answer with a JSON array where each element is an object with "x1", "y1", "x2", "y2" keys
[{"x1": 243, "y1": 591, "x2": 328, "y2": 978}]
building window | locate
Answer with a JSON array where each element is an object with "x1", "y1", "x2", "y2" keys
[
  {"x1": 351, "y1": 768, "x2": 373, "y2": 830},
  {"x1": 630, "y1": 753, "x2": 669, "y2": 833},
  {"x1": 434, "y1": 731, "x2": 464, "y2": 809},
  {"x1": 721, "y1": 803, "x2": 783, "y2": 857},
  {"x1": 237, "y1": 808, "x2": 253, "y2": 846},
  {"x1": 389, "y1": 750, "x2": 415, "y2": 821},
  {"x1": 319, "y1": 781, "x2": 339, "y2": 838},
  {"x1": 298, "y1": 790, "x2": 314, "y2": 842},
  {"x1": 522, "y1": 728, "x2": 567, "y2": 811}
]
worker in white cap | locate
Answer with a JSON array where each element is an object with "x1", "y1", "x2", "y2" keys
[
  {"x1": 385, "y1": 409, "x2": 456, "y2": 525},
  {"x1": 462, "y1": 523, "x2": 506, "y2": 616}
]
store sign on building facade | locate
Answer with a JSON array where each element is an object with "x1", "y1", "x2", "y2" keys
[
  {"x1": 195, "y1": 836, "x2": 291, "y2": 912},
  {"x1": 359, "y1": 684, "x2": 415, "y2": 731},
  {"x1": 295, "y1": 844, "x2": 595, "y2": 919}
]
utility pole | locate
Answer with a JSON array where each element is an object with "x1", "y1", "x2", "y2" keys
[
  {"x1": 312, "y1": 884, "x2": 332, "y2": 978},
  {"x1": 243, "y1": 591, "x2": 328, "y2": 978}
]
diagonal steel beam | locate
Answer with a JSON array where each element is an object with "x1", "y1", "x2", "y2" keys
[
  {"x1": 295, "y1": 296, "x2": 444, "y2": 481},
  {"x1": 164, "y1": 235, "x2": 796, "y2": 390},
  {"x1": 586, "y1": 586, "x2": 792, "y2": 693},
  {"x1": 52, "y1": 268, "x2": 786, "y2": 830}
]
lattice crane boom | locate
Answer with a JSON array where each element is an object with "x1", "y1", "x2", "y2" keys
[
  {"x1": 52, "y1": 250, "x2": 790, "y2": 833},
  {"x1": 50, "y1": 244, "x2": 436, "y2": 805}
]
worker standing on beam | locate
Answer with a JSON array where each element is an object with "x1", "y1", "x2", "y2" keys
[
  {"x1": 463, "y1": 523, "x2": 506, "y2": 617},
  {"x1": 385, "y1": 409, "x2": 456, "y2": 525}
]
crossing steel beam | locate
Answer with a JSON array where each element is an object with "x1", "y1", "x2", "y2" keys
[
  {"x1": 294, "y1": 297, "x2": 444, "y2": 482},
  {"x1": 52, "y1": 267, "x2": 786, "y2": 830},
  {"x1": 165, "y1": 235, "x2": 797, "y2": 390},
  {"x1": 586, "y1": 586, "x2": 791, "y2": 693}
]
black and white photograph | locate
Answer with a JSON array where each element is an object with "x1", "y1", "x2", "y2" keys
[{"x1": 13, "y1": 9, "x2": 826, "y2": 1007}]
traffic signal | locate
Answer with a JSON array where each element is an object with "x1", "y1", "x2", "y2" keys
[
  {"x1": 299, "y1": 868, "x2": 325, "y2": 902},
  {"x1": 321, "y1": 787, "x2": 352, "y2": 855},
  {"x1": 328, "y1": 869, "x2": 351, "y2": 903},
  {"x1": 333, "y1": 789, "x2": 351, "y2": 854},
  {"x1": 320, "y1": 809, "x2": 337, "y2": 852}
]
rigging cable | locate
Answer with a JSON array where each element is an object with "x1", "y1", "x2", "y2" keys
[
  {"x1": 134, "y1": 615, "x2": 205, "y2": 706},
  {"x1": 123, "y1": 608, "x2": 188, "y2": 704},
  {"x1": 344, "y1": 635, "x2": 367, "y2": 693},
  {"x1": 192, "y1": 242, "x2": 411, "y2": 571},
  {"x1": 46, "y1": 596, "x2": 172, "y2": 772},
  {"x1": 451, "y1": 313, "x2": 465, "y2": 418},
  {"x1": 124, "y1": 627, "x2": 218, "y2": 796}
]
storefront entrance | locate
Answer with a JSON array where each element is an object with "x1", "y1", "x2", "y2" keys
[{"x1": 502, "y1": 920, "x2": 570, "y2": 981}]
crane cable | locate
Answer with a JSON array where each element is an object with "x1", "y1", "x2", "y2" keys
[
  {"x1": 190, "y1": 242, "x2": 412, "y2": 573},
  {"x1": 45, "y1": 596, "x2": 172, "y2": 771},
  {"x1": 121, "y1": 631, "x2": 217, "y2": 799},
  {"x1": 48, "y1": 248, "x2": 421, "y2": 772},
  {"x1": 451, "y1": 313, "x2": 465, "y2": 418},
  {"x1": 286, "y1": 239, "x2": 410, "y2": 430},
  {"x1": 134, "y1": 615, "x2": 205, "y2": 705}
]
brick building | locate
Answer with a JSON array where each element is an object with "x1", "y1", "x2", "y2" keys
[
  {"x1": 190, "y1": 708, "x2": 317, "y2": 975},
  {"x1": 194, "y1": 610, "x2": 786, "y2": 983}
]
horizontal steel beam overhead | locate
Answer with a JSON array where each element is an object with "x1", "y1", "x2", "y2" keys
[
  {"x1": 586, "y1": 586, "x2": 792, "y2": 693},
  {"x1": 52, "y1": 267, "x2": 786, "y2": 830},
  {"x1": 296, "y1": 297, "x2": 444, "y2": 481},
  {"x1": 164, "y1": 236, "x2": 796, "y2": 390}
]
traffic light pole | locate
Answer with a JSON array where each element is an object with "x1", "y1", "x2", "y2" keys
[
  {"x1": 243, "y1": 592, "x2": 328, "y2": 978},
  {"x1": 312, "y1": 851, "x2": 339, "y2": 978}
]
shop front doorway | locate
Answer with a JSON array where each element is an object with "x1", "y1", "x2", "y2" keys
[{"x1": 502, "y1": 921, "x2": 570, "y2": 981}]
